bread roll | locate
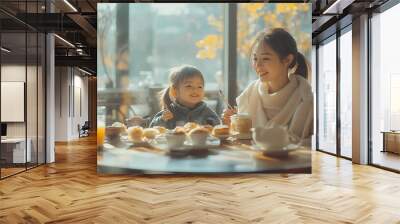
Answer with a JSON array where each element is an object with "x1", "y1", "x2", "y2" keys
[
  {"x1": 153, "y1": 126, "x2": 167, "y2": 134},
  {"x1": 183, "y1": 122, "x2": 198, "y2": 133},
  {"x1": 143, "y1": 128, "x2": 159, "y2": 139},
  {"x1": 128, "y1": 126, "x2": 143, "y2": 142}
]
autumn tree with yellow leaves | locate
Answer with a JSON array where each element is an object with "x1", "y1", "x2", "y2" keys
[{"x1": 196, "y1": 3, "x2": 311, "y2": 62}]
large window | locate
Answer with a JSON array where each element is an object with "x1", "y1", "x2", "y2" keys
[
  {"x1": 317, "y1": 36, "x2": 337, "y2": 154},
  {"x1": 98, "y1": 3, "x2": 313, "y2": 126},
  {"x1": 371, "y1": 3, "x2": 400, "y2": 171},
  {"x1": 98, "y1": 3, "x2": 225, "y2": 125},
  {"x1": 339, "y1": 28, "x2": 352, "y2": 158}
]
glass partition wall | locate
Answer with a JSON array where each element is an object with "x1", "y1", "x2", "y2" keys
[
  {"x1": 315, "y1": 25, "x2": 353, "y2": 159},
  {"x1": 317, "y1": 35, "x2": 337, "y2": 155},
  {"x1": 0, "y1": 2, "x2": 46, "y2": 179},
  {"x1": 339, "y1": 27, "x2": 352, "y2": 159}
]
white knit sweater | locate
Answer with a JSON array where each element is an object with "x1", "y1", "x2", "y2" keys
[{"x1": 236, "y1": 75, "x2": 313, "y2": 146}]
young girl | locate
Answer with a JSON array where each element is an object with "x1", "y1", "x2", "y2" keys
[
  {"x1": 149, "y1": 65, "x2": 220, "y2": 129},
  {"x1": 222, "y1": 28, "x2": 313, "y2": 146}
]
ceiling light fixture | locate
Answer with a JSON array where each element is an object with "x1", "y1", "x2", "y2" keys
[
  {"x1": 322, "y1": 0, "x2": 344, "y2": 15},
  {"x1": 63, "y1": 0, "x2": 78, "y2": 12},
  {"x1": 54, "y1": 34, "x2": 75, "y2": 48},
  {"x1": 78, "y1": 67, "x2": 92, "y2": 76},
  {"x1": 1, "y1": 47, "x2": 11, "y2": 53},
  {"x1": 322, "y1": 0, "x2": 356, "y2": 15}
]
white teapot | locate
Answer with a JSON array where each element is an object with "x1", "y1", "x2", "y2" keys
[{"x1": 251, "y1": 126, "x2": 289, "y2": 151}]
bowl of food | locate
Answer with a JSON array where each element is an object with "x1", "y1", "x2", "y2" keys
[
  {"x1": 212, "y1": 124, "x2": 230, "y2": 140},
  {"x1": 189, "y1": 127, "x2": 209, "y2": 146},
  {"x1": 165, "y1": 128, "x2": 186, "y2": 149},
  {"x1": 106, "y1": 122, "x2": 127, "y2": 139}
]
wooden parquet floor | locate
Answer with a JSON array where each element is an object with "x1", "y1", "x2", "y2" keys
[{"x1": 1, "y1": 135, "x2": 400, "y2": 224}]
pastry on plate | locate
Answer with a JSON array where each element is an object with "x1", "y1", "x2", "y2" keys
[
  {"x1": 127, "y1": 126, "x2": 144, "y2": 142},
  {"x1": 143, "y1": 128, "x2": 159, "y2": 140}
]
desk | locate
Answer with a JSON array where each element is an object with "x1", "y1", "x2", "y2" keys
[
  {"x1": 97, "y1": 138, "x2": 311, "y2": 174},
  {"x1": 1, "y1": 138, "x2": 31, "y2": 163},
  {"x1": 382, "y1": 131, "x2": 400, "y2": 154}
]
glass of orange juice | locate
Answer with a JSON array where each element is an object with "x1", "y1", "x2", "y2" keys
[
  {"x1": 97, "y1": 126, "x2": 105, "y2": 147},
  {"x1": 97, "y1": 107, "x2": 106, "y2": 148}
]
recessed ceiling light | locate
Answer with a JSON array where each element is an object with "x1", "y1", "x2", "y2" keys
[
  {"x1": 63, "y1": 0, "x2": 78, "y2": 12},
  {"x1": 322, "y1": 0, "x2": 347, "y2": 15},
  {"x1": 78, "y1": 67, "x2": 92, "y2": 76},
  {"x1": 54, "y1": 34, "x2": 75, "y2": 48},
  {"x1": 1, "y1": 47, "x2": 11, "y2": 53}
]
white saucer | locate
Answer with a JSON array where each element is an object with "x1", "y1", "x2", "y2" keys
[{"x1": 252, "y1": 144, "x2": 299, "y2": 158}]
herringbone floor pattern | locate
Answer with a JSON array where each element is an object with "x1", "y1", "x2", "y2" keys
[{"x1": 1, "y1": 136, "x2": 399, "y2": 224}]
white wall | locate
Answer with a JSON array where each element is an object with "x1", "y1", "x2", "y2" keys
[
  {"x1": 1, "y1": 65, "x2": 26, "y2": 138},
  {"x1": 54, "y1": 67, "x2": 89, "y2": 141},
  {"x1": 1, "y1": 64, "x2": 46, "y2": 164}
]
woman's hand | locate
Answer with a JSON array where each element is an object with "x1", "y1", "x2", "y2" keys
[
  {"x1": 162, "y1": 109, "x2": 174, "y2": 121},
  {"x1": 222, "y1": 107, "x2": 237, "y2": 125}
]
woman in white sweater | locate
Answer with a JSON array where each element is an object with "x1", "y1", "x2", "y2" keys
[{"x1": 222, "y1": 28, "x2": 313, "y2": 146}]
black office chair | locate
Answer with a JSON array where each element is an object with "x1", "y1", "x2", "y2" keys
[{"x1": 79, "y1": 121, "x2": 90, "y2": 138}]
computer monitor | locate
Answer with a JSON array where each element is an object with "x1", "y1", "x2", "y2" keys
[{"x1": 1, "y1": 123, "x2": 7, "y2": 137}]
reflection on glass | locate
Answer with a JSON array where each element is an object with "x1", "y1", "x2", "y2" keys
[
  {"x1": 371, "y1": 3, "x2": 400, "y2": 171},
  {"x1": 318, "y1": 37, "x2": 337, "y2": 154},
  {"x1": 340, "y1": 29, "x2": 352, "y2": 158}
]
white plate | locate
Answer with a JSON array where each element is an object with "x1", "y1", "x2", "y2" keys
[
  {"x1": 252, "y1": 144, "x2": 299, "y2": 158},
  {"x1": 151, "y1": 136, "x2": 220, "y2": 152}
]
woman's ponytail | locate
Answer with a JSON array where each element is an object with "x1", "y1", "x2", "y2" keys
[{"x1": 295, "y1": 52, "x2": 308, "y2": 79}]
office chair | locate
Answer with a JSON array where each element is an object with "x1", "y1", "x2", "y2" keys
[{"x1": 79, "y1": 121, "x2": 90, "y2": 138}]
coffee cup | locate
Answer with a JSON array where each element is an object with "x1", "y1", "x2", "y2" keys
[
  {"x1": 230, "y1": 113, "x2": 252, "y2": 134},
  {"x1": 165, "y1": 132, "x2": 186, "y2": 149}
]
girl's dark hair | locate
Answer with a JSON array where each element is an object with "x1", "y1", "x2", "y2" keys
[
  {"x1": 252, "y1": 28, "x2": 309, "y2": 79},
  {"x1": 159, "y1": 65, "x2": 204, "y2": 110}
]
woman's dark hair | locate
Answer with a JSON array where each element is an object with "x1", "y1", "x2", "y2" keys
[
  {"x1": 251, "y1": 28, "x2": 309, "y2": 79},
  {"x1": 159, "y1": 65, "x2": 204, "y2": 110}
]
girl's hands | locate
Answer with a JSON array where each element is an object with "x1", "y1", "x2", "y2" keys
[
  {"x1": 162, "y1": 109, "x2": 174, "y2": 121},
  {"x1": 222, "y1": 107, "x2": 237, "y2": 125}
]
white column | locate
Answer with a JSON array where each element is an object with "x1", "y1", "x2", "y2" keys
[
  {"x1": 352, "y1": 14, "x2": 369, "y2": 164},
  {"x1": 46, "y1": 33, "x2": 55, "y2": 163}
]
